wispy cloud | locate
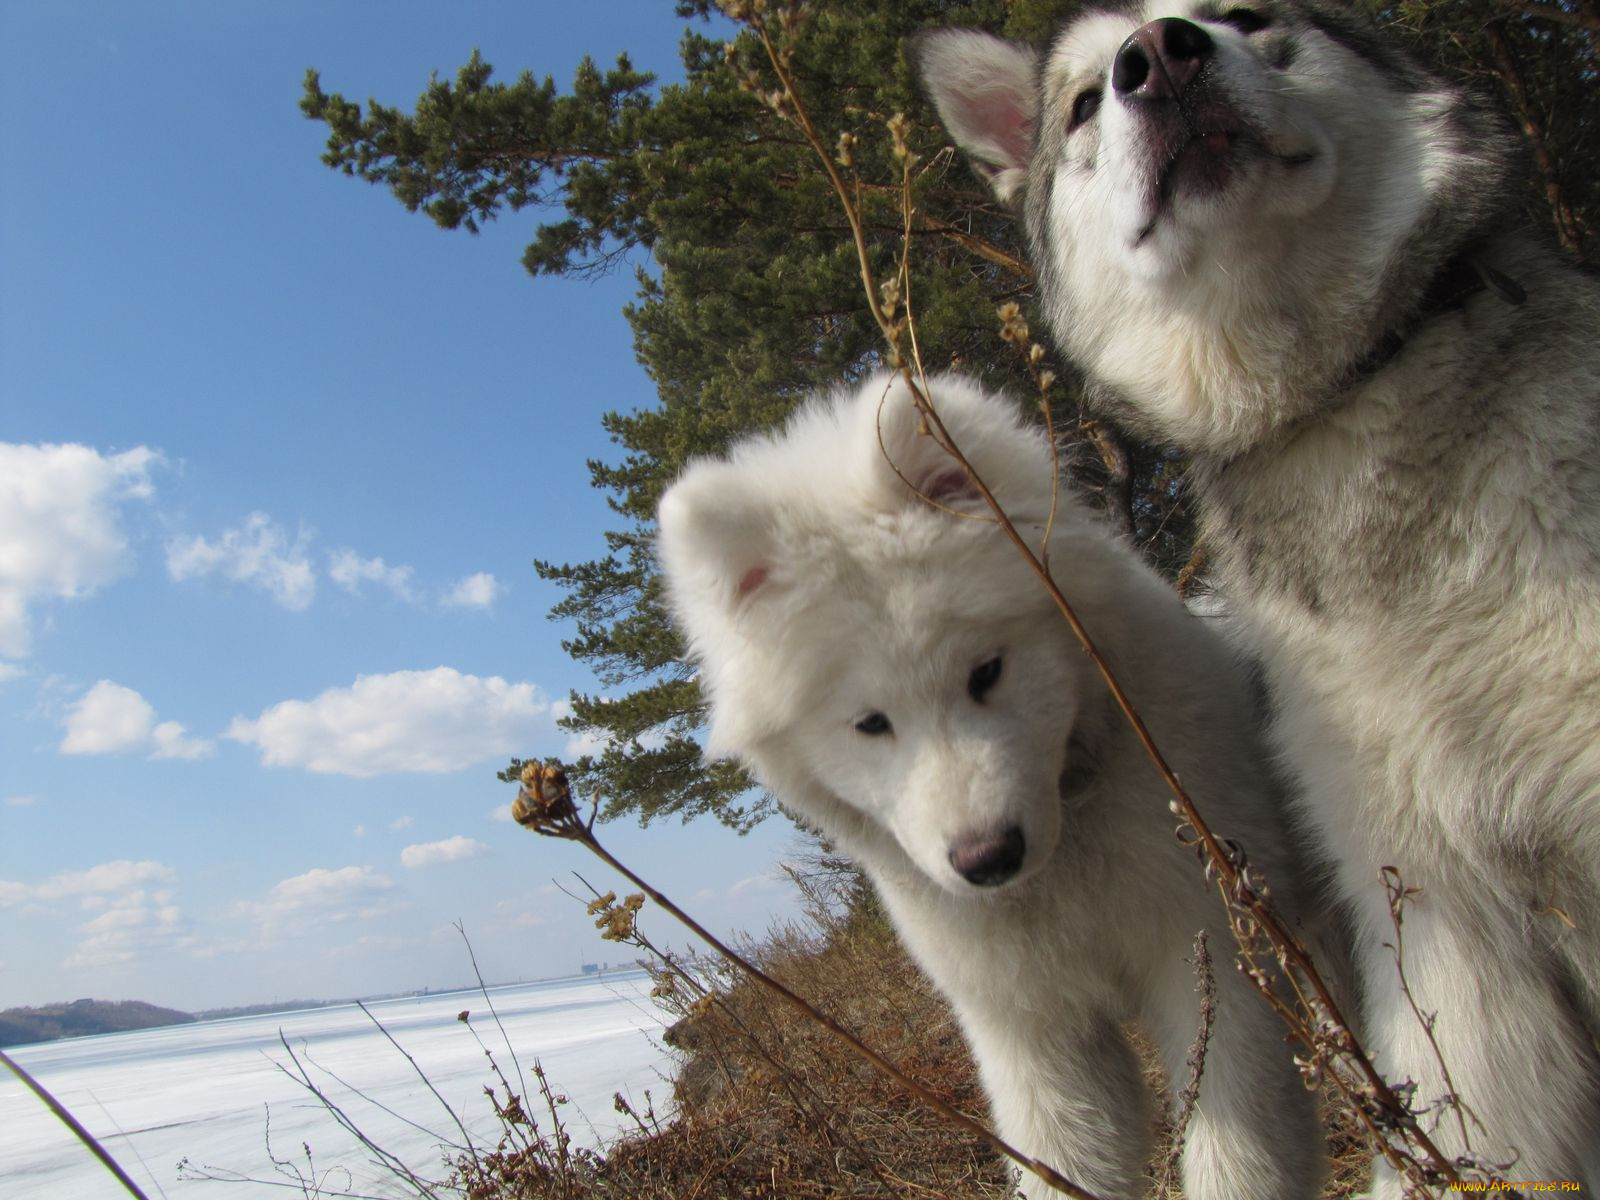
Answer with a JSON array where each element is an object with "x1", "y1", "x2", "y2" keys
[
  {"x1": 166, "y1": 512, "x2": 316, "y2": 610},
  {"x1": 240, "y1": 865, "x2": 401, "y2": 936},
  {"x1": 0, "y1": 442, "x2": 159, "y2": 658},
  {"x1": 442, "y1": 571, "x2": 501, "y2": 611},
  {"x1": 0, "y1": 859, "x2": 177, "y2": 908},
  {"x1": 59, "y1": 680, "x2": 212, "y2": 760},
  {"x1": 225, "y1": 667, "x2": 551, "y2": 777},
  {"x1": 400, "y1": 835, "x2": 488, "y2": 870},
  {"x1": 329, "y1": 549, "x2": 416, "y2": 602},
  {"x1": 64, "y1": 888, "x2": 192, "y2": 969}
]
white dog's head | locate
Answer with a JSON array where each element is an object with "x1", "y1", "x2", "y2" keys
[
  {"x1": 913, "y1": 2, "x2": 1516, "y2": 454},
  {"x1": 658, "y1": 374, "x2": 1119, "y2": 895}
]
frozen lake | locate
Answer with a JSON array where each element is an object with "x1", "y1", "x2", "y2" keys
[{"x1": 0, "y1": 971, "x2": 673, "y2": 1199}]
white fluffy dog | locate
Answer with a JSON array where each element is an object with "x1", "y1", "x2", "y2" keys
[{"x1": 657, "y1": 372, "x2": 1328, "y2": 1199}]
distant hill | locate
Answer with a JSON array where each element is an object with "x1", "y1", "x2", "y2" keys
[{"x1": 0, "y1": 999, "x2": 196, "y2": 1047}]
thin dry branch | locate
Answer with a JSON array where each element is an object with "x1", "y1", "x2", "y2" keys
[
  {"x1": 726, "y1": 1, "x2": 1470, "y2": 1191},
  {"x1": 512, "y1": 760, "x2": 1111, "y2": 1200},
  {"x1": 0, "y1": 1048, "x2": 153, "y2": 1200}
]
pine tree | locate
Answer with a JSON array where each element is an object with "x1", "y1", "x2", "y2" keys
[{"x1": 302, "y1": 0, "x2": 1594, "y2": 829}]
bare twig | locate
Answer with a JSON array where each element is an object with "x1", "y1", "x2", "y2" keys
[
  {"x1": 725, "y1": 4, "x2": 1469, "y2": 1190},
  {"x1": 272, "y1": 1034, "x2": 449, "y2": 1198},
  {"x1": 1380, "y1": 867, "x2": 1497, "y2": 1167},
  {"x1": 1159, "y1": 931, "x2": 1216, "y2": 1195},
  {"x1": 0, "y1": 1048, "x2": 153, "y2": 1200},
  {"x1": 512, "y1": 760, "x2": 1111, "y2": 1200}
]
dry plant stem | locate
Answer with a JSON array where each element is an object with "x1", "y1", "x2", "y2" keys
[
  {"x1": 355, "y1": 999, "x2": 481, "y2": 1164},
  {"x1": 274, "y1": 1034, "x2": 449, "y2": 1199},
  {"x1": 515, "y1": 766, "x2": 1108, "y2": 1200},
  {"x1": 916, "y1": 252, "x2": 1455, "y2": 1198},
  {"x1": 0, "y1": 1047, "x2": 153, "y2": 1200},
  {"x1": 736, "y1": 6, "x2": 1466, "y2": 1191},
  {"x1": 454, "y1": 920, "x2": 532, "y2": 1118},
  {"x1": 743, "y1": 12, "x2": 895, "y2": 342},
  {"x1": 569, "y1": 874, "x2": 903, "y2": 1190},
  {"x1": 288, "y1": 1042, "x2": 464, "y2": 1152},
  {"x1": 1381, "y1": 868, "x2": 1483, "y2": 1160},
  {"x1": 1160, "y1": 931, "x2": 1216, "y2": 1195}
]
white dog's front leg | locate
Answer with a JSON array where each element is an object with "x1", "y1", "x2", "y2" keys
[
  {"x1": 1150, "y1": 950, "x2": 1324, "y2": 1200},
  {"x1": 961, "y1": 1006, "x2": 1153, "y2": 1200}
]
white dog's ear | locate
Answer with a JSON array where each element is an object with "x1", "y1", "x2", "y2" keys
[
  {"x1": 866, "y1": 372, "x2": 1057, "y2": 521},
  {"x1": 656, "y1": 461, "x2": 779, "y2": 617},
  {"x1": 867, "y1": 374, "x2": 987, "y2": 510},
  {"x1": 909, "y1": 29, "x2": 1038, "y2": 205}
]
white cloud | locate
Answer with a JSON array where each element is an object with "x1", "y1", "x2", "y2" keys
[
  {"x1": 729, "y1": 873, "x2": 784, "y2": 900},
  {"x1": 0, "y1": 859, "x2": 178, "y2": 915},
  {"x1": 494, "y1": 893, "x2": 551, "y2": 929},
  {"x1": 0, "y1": 663, "x2": 24, "y2": 684},
  {"x1": 243, "y1": 865, "x2": 400, "y2": 933},
  {"x1": 4, "y1": 794, "x2": 37, "y2": 807},
  {"x1": 61, "y1": 680, "x2": 152, "y2": 754},
  {"x1": 63, "y1": 888, "x2": 192, "y2": 970},
  {"x1": 59, "y1": 680, "x2": 212, "y2": 760},
  {"x1": 0, "y1": 442, "x2": 158, "y2": 658},
  {"x1": 166, "y1": 512, "x2": 315, "y2": 610},
  {"x1": 442, "y1": 571, "x2": 500, "y2": 610},
  {"x1": 389, "y1": 815, "x2": 414, "y2": 831},
  {"x1": 353, "y1": 824, "x2": 367, "y2": 838},
  {"x1": 39, "y1": 860, "x2": 176, "y2": 901},
  {"x1": 329, "y1": 550, "x2": 416, "y2": 602},
  {"x1": 401, "y1": 835, "x2": 489, "y2": 869},
  {"x1": 150, "y1": 719, "x2": 211, "y2": 760},
  {"x1": 226, "y1": 667, "x2": 551, "y2": 777},
  {"x1": 0, "y1": 880, "x2": 32, "y2": 907}
]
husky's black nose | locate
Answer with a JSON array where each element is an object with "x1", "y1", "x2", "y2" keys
[
  {"x1": 1113, "y1": 18, "x2": 1214, "y2": 100},
  {"x1": 949, "y1": 826, "x2": 1026, "y2": 887}
]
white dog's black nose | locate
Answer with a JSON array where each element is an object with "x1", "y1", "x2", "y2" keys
[
  {"x1": 949, "y1": 826, "x2": 1026, "y2": 887},
  {"x1": 1113, "y1": 18, "x2": 1214, "y2": 100}
]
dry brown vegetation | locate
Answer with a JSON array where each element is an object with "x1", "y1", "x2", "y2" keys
[{"x1": 443, "y1": 869, "x2": 1372, "y2": 1200}]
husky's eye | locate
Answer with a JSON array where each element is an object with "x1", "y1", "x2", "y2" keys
[
  {"x1": 967, "y1": 656, "x2": 1003, "y2": 703},
  {"x1": 1069, "y1": 88, "x2": 1102, "y2": 131},
  {"x1": 854, "y1": 712, "x2": 893, "y2": 736},
  {"x1": 1217, "y1": 7, "x2": 1271, "y2": 33}
]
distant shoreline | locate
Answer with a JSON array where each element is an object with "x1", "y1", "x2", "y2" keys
[{"x1": 0, "y1": 966, "x2": 649, "y2": 1049}]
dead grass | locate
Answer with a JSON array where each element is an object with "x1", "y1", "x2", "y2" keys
[{"x1": 446, "y1": 873, "x2": 1372, "y2": 1200}]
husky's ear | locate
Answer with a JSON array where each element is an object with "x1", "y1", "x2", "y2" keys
[
  {"x1": 909, "y1": 29, "x2": 1038, "y2": 205},
  {"x1": 656, "y1": 460, "x2": 779, "y2": 620}
]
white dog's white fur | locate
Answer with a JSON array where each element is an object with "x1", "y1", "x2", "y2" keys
[
  {"x1": 914, "y1": 2, "x2": 1600, "y2": 1190},
  {"x1": 658, "y1": 373, "x2": 1327, "y2": 1199}
]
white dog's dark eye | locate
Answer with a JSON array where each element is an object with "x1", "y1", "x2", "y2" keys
[
  {"x1": 968, "y1": 656, "x2": 1003, "y2": 702},
  {"x1": 1069, "y1": 88, "x2": 1102, "y2": 131},
  {"x1": 854, "y1": 712, "x2": 892, "y2": 736},
  {"x1": 1217, "y1": 7, "x2": 1271, "y2": 33}
]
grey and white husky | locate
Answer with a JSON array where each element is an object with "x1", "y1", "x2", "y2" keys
[{"x1": 915, "y1": 1, "x2": 1600, "y2": 1192}]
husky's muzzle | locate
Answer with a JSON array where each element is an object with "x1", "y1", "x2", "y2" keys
[{"x1": 1113, "y1": 16, "x2": 1213, "y2": 100}]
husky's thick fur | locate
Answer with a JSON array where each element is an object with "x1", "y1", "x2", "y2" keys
[
  {"x1": 658, "y1": 373, "x2": 1326, "y2": 1199},
  {"x1": 915, "y1": 2, "x2": 1600, "y2": 1189}
]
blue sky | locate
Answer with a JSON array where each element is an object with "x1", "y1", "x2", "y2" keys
[{"x1": 0, "y1": 0, "x2": 807, "y2": 1012}]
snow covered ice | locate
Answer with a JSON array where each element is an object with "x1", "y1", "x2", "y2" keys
[{"x1": 0, "y1": 971, "x2": 670, "y2": 1199}]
